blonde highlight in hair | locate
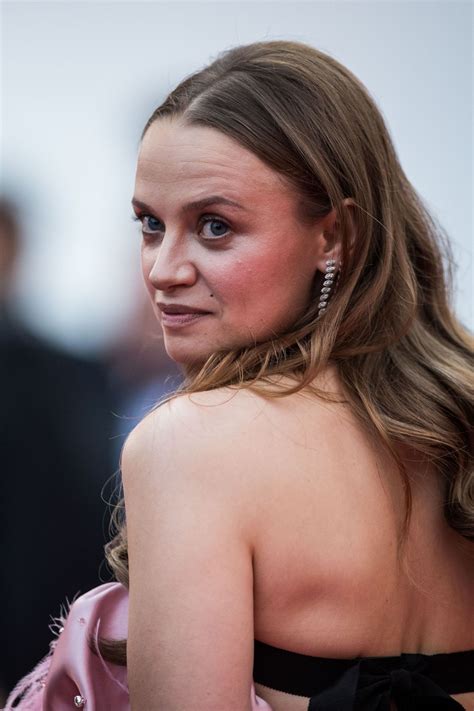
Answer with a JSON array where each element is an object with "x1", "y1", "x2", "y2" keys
[{"x1": 97, "y1": 40, "x2": 474, "y2": 665}]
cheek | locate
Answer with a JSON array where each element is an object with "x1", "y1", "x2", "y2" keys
[
  {"x1": 221, "y1": 246, "x2": 315, "y2": 330},
  {"x1": 245, "y1": 251, "x2": 296, "y2": 293},
  {"x1": 213, "y1": 251, "x2": 296, "y2": 309},
  {"x1": 207, "y1": 258, "x2": 257, "y2": 303}
]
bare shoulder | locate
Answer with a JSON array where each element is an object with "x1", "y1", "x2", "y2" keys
[
  {"x1": 121, "y1": 370, "x2": 386, "y2": 570},
  {"x1": 119, "y1": 386, "x2": 285, "y2": 547},
  {"x1": 123, "y1": 366, "x2": 350, "y2": 456},
  {"x1": 120, "y1": 384, "x2": 283, "y2": 495},
  {"x1": 121, "y1": 384, "x2": 275, "y2": 462},
  {"x1": 121, "y1": 368, "x2": 364, "y2": 531}
]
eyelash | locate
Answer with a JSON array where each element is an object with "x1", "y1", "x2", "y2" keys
[{"x1": 131, "y1": 213, "x2": 231, "y2": 241}]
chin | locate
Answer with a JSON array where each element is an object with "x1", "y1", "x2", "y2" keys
[
  {"x1": 163, "y1": 333, "x2": 251, "y2": 370},
  {"x1": 164, "y1": 341, "x2": 213, "y2": 368}
]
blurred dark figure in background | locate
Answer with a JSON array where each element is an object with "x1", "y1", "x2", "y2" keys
[
  {"x1": 0, "y1": 197, "x2": 116, "y2": 698},
  {"x1": 105, "y1": 290, "x2": 182, "y2": 465}
]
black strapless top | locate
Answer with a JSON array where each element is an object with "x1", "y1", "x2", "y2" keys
[{"x1": 253, "y1": 639, "x2": 474, "y2": 710}]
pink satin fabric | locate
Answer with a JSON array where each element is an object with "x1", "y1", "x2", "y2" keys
[{"x1": 4, "y1": 582, "x2": 272, "y2": 710}]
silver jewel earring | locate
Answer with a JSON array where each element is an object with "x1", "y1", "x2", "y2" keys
[{"x1": 317, "y1": 258, "x2": 340, "y2": 318}]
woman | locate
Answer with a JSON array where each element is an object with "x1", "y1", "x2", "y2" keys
[{"x1": 5, "y1": 40, "x2": 473, "y2": 711}]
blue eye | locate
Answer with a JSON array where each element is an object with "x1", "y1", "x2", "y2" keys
[
  {"x1": 132, "y1": 214, "x2": 162, "y2": 235},
  {"x1": 142, "y1": 215, "x2": 162, "y2": 234},
  {"x1": 199, "y1": 216, "x2": 230, "y2": 240},
  {"x1": 131, "y1": 213, "x2": 230, "y2": 241}
]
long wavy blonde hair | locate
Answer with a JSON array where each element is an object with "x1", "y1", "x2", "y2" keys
[{"x1": 97, "y1": 40, "x2": 474, "y2": 665}]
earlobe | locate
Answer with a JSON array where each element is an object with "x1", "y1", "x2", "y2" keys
[
  {"x1": 313, "y1": 200, "x2": 354, "y2": 318},
  {"x1": 315, "y1": 229, "x2": 342, "y2": 275}
]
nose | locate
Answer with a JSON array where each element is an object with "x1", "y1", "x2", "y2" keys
[{"x1": 146, "y1": 237, "x2": 198, "y2": 292}]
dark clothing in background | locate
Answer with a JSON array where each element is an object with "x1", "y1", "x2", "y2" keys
[{"x1": 0, "y1": 311, "x2": 117, "y2": 694}]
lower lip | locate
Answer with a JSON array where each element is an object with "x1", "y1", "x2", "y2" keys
[{"x1": 160, "y1": 312, "x2": 211, "y2": 328}]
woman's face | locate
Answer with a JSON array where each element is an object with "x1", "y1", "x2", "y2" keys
[{"x1": 133, "y1": 118, "x2": 331, "y2": 366}]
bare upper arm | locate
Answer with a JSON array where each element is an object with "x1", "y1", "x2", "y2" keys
[{"x1": 120, "y1": 389, "x2": 270, "y2": 710}]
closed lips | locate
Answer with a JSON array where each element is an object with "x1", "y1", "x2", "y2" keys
[{"x1": 157, "y1": 304, "x2": 210, "y2": 314}]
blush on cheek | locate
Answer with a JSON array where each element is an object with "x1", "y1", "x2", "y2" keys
[{"x1": 209, "y1": 261, "x2": 252, "y2": 301}]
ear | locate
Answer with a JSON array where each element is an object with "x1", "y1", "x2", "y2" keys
[{"x1": 314, "y1": 198, "x2": 356, "y2": 274}]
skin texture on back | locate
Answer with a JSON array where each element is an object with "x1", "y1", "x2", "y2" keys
[{"x1": 123, "y1": 372, "x2": 474, "y2": 710}]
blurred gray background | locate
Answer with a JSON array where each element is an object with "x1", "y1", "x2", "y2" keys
[{"x1": 2, "y1": 0, "x2": 473, "y2": 353}]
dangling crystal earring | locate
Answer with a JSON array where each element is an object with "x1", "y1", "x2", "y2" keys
[{"x1": 317, "y1": 258, "x2": 340, "y2": 318}]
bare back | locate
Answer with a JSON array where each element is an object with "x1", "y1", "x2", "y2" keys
[{"x1": 239, "y1": 370, "x2": 474, "y2": 710}]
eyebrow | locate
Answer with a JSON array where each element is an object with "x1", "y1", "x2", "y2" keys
[{"x1": 131, "y1": 195, "x2": 246, "y2": 214}]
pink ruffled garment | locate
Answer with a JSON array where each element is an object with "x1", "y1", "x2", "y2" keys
[{"x1": 3, "y1": 582, "x2": 272, "y2": 711}]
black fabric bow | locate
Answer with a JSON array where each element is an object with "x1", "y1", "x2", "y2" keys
[{"x1": 307, "y1": 654, "x2": 465, "y2": 710}]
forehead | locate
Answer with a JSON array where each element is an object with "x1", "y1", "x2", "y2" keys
[{"x1": 134, "y1": 119, "x2": 292, "y2": 207}]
